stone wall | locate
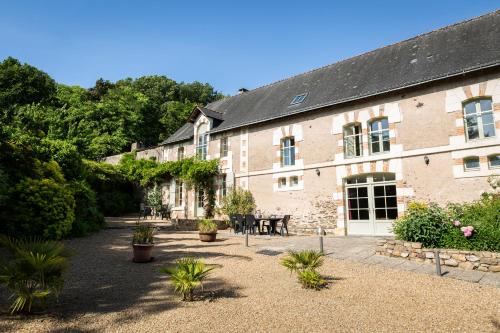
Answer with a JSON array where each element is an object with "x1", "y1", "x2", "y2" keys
[
  {"x1": 291, "y1": 198, "x2": 338, "y2": 234},
  {"x1": 376, "y1": 239, "x2": 500, "y2": 273},
  {"x1": 172, "y1": 219, "x2": 229, "y2": 231}
]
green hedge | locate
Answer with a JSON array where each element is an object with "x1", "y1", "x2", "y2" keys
[{"x1": 393, "y1": 195, "x2": 500, "y2": 252}]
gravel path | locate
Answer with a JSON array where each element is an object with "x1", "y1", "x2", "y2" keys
[{"x1": 1, "y1": 229, "x2": 499, "y2": 333}]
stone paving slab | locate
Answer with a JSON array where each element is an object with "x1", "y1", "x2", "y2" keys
[{"x1": 251, "y1": 233, "x2": 500, "y2": 287}]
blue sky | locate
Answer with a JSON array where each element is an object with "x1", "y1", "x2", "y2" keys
[{"x1": 0, "y1": 1, "x2": 498, "y2": 95}]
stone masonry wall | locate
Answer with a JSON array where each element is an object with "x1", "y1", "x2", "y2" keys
[
  {"x1": 290, "y1": 198, "x2": 337, "y2": 234},
  {"x1": 376, "y1": 239, "x2": 500, "y2": 273}
]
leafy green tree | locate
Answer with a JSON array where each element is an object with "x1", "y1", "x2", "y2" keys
[{"x1": 0, "y1": 57, "x2": 56, "y2": 109}]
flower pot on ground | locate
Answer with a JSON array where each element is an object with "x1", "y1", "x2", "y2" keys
[
  {"x1": 132, "y1": 223, "x2": 155, "y2": 262},
  {"x1": 198, "y1": 219, "x2": 217, "y2": 242}
]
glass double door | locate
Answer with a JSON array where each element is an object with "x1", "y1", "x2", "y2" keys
[{"x1": 345, "y1": 173, "x2": 398, "y2": 236}]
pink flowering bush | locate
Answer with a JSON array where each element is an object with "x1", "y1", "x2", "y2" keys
[{"x1": 460, "y1": 225, "x2": 474, "y2": 237}]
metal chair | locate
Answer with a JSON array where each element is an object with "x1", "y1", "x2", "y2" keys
[
  {"x1": 160, "y1": 204, "x2": 171, "y2": 220},
  {"x1": 244, "y1": 214, "x2": 257, "y2": 234},
  {"x1": 234, "y1": 214, "x2": 244, "y2": 234},
  {"x1": 275, "y1": 215, "x2": 290, "y2": 236}
]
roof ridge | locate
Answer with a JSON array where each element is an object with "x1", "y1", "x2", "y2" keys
[{"x1": 213, "y1": 9, "x2": 499, "y2": 102}]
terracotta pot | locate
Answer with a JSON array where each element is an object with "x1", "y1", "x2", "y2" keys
[
  {"x1": 199, "y1": 232, "x2": 217, "y2": 242},
  {"x1": 133, "y1": 243, "x2": 154, "y2": 262}
]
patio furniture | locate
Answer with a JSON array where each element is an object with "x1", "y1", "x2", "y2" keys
[
  {"x1": 275, "y1": 215, "x2": 290, "y2": 236},
  {"x1": 139, "y1": 206, "x2": 153, "y2": 220},
  {"x1": 244, "y1": 214, "x2": 258, "y2": 234},
  {"x1": 257, "y1": 215, "x2": 283, "y2": 235},
  {"x1": 160, "y1": 204, "x2": 171, "y2": 220},
  {"x1": 230, "y1": 214, "x2": 244, "y2": 234}
]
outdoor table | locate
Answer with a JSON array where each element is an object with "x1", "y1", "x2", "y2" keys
[{"x1": 254, "y1": 216, "x2": 283, "y2": 235}]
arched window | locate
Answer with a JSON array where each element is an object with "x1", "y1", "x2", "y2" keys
[
  {"x1": 463, "y1": 98, "x2": 495, "y2": 140},
  {"x1": 196, "y1": 123, "x2": 208, "y2": 160},
  {"x1": 280, "y1": 136, "x2": 295, "y2": 166},
  {"x1": 343, "y1": 123, "x2": 363, "y2": 158},
  {"x1": 368, "y1": 118, "x2": 390, "y2": 154}
]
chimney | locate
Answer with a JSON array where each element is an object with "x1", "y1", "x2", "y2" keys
[{"x1": 238, "y1": 88, "x2": 249, "y2": 94}]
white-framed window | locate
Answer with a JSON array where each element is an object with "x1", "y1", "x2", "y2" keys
[
  {"x1": 220, "y1": 174, "x2": 227, "y2": 197},
  {"x1": 290, "y1": 176, "x2": 299, "y2": 187},
  {"x1": 280, "y1": 137, "x2": 295, "y2": 167},
  {"x1": 369, "y1": 118, "x2": 390, "y2": 154},
  {"x1": 463, "y1": 157, "x2": 480, "y2": 171},
  {"x1": 344, "y1": 123, "x2": 363, "y2": 158},
  {"x1": 177, "y1": 146, "x2": 184, "y2": 160},
  {"x1": 463, "y1": 98, "x2": 495, "y2": 140},
  {"x1": 175, "y1": 180, "x2": 184, "y2": 206},
  {"x1": 488, "y1": 154, "x2": 500, "y2": 169},
  {"x1": 278, "y1": 177, "x2": 286, "y2": 188},
  {"x1": 220, "y1": 137, "x2": 228, "y2": 157},
  {"x1": 196, "y1": 123, "x2": 208, "y2": 160}
]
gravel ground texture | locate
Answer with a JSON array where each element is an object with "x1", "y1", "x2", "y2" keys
[{"x1": 1, "y1": 229, "x2": 499, "y2": 333}]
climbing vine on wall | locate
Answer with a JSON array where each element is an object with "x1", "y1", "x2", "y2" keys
[{"x1": 118, "y1": 152, "x2": 220, "y2": 217}]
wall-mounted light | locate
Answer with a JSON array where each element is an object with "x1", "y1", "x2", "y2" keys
[
  {"x1": 316, "y1": 168, "x2": 320, "y2": 176},
  {"x1": 424, "y1": 155, "x2": 430, "y2": 165}
]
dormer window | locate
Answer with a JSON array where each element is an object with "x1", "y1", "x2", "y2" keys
[
  {"x1": 196, "y1": 123, "x2": 208, "y2": 160},
  {"x1": 290, "y1": 93, "x2": 308, "y2": 106}
]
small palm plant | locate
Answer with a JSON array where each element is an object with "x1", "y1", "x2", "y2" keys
[
  {"x1": 281, "y1": 250, "x2": 325, "y2": 273},
  {"x1": 160, "y1": 257, "x2": 214, "y2": 301},
  {"x1": 0, "y1": 236, "x2": 71, "y2": 313},
  {"x1": 280, "y1": 250, "x2": 327, "y2": 290}
]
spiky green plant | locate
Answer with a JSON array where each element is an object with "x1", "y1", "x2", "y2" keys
[
  {"x1": 0, "y1": 235, "x2": 71, "y2": 313},
  {"x1": 160, "y1": 257, "x2": 214, "y2": 301},
  {"x1": 298, "y1": 269, "x2": 327, "y2": 290},
  {"x1": 132, "y1": 223, "x2": 155, "y2": 244},
  {"x1": 280, "y1": 250, "x2": 325, "y2": 273},
  {"x1": 198, "y1": 219, "x2": 217, "y2": 233}
]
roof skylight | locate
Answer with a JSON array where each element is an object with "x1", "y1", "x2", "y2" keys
[{"x1": 290, "y1": 93, "x2": 308, "y2": 105}]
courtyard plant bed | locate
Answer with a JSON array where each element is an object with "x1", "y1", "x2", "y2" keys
[
  {"x1": 376, "y1": 239, "x2": 500, "y2": 272},
  {"x1": 198, "y1": 219, "x2": 218, "y2": 242},
  {"x1": 132, "y1": 223, "x2": 155, "y2": 262}
]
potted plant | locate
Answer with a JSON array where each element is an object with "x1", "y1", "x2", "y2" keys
[
  {"x1": 132, "y1": 223, "x2": 155, "y2": 262},
  {"x1": 198, "y1": 219, "x2": 218, "y2": 242}
]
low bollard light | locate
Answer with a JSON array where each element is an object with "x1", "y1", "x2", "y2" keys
[
  {"x1": 435, "y1": 250, "x2": 442, "y2": 276},
  {"x1": 245, "y1": 229, "x2": 249, "y2": 247},
  {"x1": 318, "y1": 227, "x2": 324, "y2": 253}
]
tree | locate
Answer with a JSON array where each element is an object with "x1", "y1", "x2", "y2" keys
[{"x1": 0, "y1": 57, "x2": 56, "y2": 109}]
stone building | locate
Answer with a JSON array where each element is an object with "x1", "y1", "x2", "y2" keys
[{"x1": 105, "y1": 11, "x2": 500, "y2": 235}]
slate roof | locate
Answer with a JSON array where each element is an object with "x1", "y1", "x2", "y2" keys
[{"x1": 163, "y1": 10, "x2": 500, "y2": 144}]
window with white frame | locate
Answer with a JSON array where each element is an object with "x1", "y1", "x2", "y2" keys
[
  {"x1": 280, "y1": 137, "x2": 295, "y2": 167},
  {"x1": 196, "y1": 123, "x2": 208, "y2": 160},
  {"x1": 488, "y1": 154, "x2": 500, "y2": 169},
  {"x1": 177, "y1": 146, "x2": 184, "y2": 160},
  {"x1": 290, "y1": 176, "x2": 299, "y2": 187},
  {"x1": 220, "y1": 137, "x2": 228, "y2": 157},
  {"x1": 175, "y1": 180, "x2": 184, "y2": 206},
  {"x1": 220, "y1": 174, "x2": 227, "y2": 198},
  {"x1": 278, "y1": 177, "x2": 286, "y2": 188},
  {"x1": 463, "y1": 98, "x2": 496, "y2": 140},
  {"x1": 369, "y1": 118, "x2": 390, "y2": 154},
  {"x1": 463, "y1": 157, "x2": 480, "y2": 171},
  {"x1": 344, "y1": 123, "x2": 363, "y2": 158}
]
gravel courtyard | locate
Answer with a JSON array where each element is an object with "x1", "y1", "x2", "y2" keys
[{"x1": 1, "y1": 229, "x2": 499, "y2": 333}]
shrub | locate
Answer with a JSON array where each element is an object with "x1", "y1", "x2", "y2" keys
[
  {"x1": 198, "y1": 219, "x2": 218, "y2": 233},
  {"x1": 394, "y1": 197, "x2": 500, "y2": 251},
  {"x1": 146, "y1": 184, "x2": 163, "y2": 214},
  {"x1": 298, "y1": 270, "x2": 327, "y2": 290},
  {"x1": 0, "y1": 236, "x2": 71, "y2": 314},
  {"x1": 8, "y1": 177, "x2": 75, "y2": 240},
  {"x1": 392, "y1": 202, "x2": 449, "y2": 248},
  {"x1": 160, "y1": 257, "x2": 214, "y2": 301},
  {"x1": 97, "y1": 190, "x2": 136, "y2": 216},
  {"x1": 217, "y1": 187, "x2": 256, "y2": 216},
  {"x1": 69, "y1": 180, "x2": 104, "y2": 237}
]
